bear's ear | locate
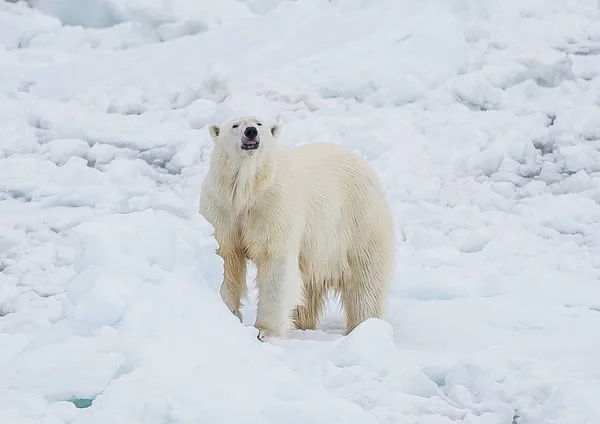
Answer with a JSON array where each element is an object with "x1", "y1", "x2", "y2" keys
[
  {"x1": 208, "y1": 123, "x2": 221, "y2": 141},
  {"x1": 270, "y1": 123, "x2": 281, "y2": 140}
]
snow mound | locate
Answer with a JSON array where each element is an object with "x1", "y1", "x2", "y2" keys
[
  {"x1": 35, "y1": 0, "x2": 123, "y2": 28},
  {"x1": 1, "y1": 210, "x2": 376, "y2": 424},
  {"x1": 329, "y1": 318, "x2": 396, "y2": 368},
  {"x1": 32, "y1": 0, "x2": 256, "y2": 40}
]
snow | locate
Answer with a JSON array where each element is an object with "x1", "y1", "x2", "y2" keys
[{"x1": 1, "y1": 0, "x2": 600, "y2": 423}]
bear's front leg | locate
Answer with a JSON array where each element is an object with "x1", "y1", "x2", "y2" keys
[
  {"x1": 254, "y1": 252, "x2": 303, "y2": 341},
  {"x1": 217, "y1": 246, "x2": 247, "y2": 322}
]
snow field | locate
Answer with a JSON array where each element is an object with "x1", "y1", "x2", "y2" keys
[{"x1": 1, "y1": 0, "x2": 600, "y2": 423}]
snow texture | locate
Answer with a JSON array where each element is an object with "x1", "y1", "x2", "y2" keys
[{"x1": 1, "y1": 0, "x2": 600, "y2": 423}]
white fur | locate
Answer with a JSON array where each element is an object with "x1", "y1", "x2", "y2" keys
[{"x1": 200, "y1": 116, "x2": 395, "y2": 341}]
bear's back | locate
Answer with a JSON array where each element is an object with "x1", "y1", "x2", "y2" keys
[{"x1": 281, "y1": 142, "x2": 393, "y2": 282}]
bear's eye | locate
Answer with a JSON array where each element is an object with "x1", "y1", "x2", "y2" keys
[
  {"x1": 232, "y1": 124, "x2": 239, "y2": 129},
  {"x1": 257, "y1": 122, "x2": 262, "y2": 126}
]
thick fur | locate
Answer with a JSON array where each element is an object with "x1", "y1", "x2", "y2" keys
[{"x1": 199, "y1": 116, "x2": 394, "y2": 341}]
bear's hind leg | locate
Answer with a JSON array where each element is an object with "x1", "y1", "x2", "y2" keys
[
  {"x1": 341, "y1": 256, "x2": 390, "y2": 336},
  {"x1": 292, "y1": 284, "x2": 326, "y2": 331}
]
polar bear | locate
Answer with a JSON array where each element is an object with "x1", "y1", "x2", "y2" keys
[{"x1": 199, "y1": 116, "x2": 395, "y2": 341}]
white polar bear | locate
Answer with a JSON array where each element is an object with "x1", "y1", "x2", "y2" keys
[{"x1": 199, "y1": 116, "x2": 395, "y2": 341}]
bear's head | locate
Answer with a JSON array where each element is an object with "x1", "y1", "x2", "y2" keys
[{"x1": 208, "y1": 116, "x2": 281, "y2": 159}]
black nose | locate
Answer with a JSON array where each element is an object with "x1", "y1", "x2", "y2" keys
[{"x1": 244, "y1": 126, "x2": 258, "y2": 140}]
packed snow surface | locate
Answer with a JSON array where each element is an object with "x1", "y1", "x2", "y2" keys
[{"x1": 2, "y1": 0, "x2": 600, "y2": 423}]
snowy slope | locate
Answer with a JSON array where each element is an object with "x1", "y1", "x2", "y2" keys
[{"x1": 2, "y1": 0, "x2": 600, "y2": 423}]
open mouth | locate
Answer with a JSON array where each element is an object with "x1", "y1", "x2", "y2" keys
[{"x1": 241, "y1": 140, "x2": 260, "y2": 151}]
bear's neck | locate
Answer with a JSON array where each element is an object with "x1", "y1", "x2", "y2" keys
[{"x1": 214, "y1": 148, "x2": 277, "y2": 212}]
